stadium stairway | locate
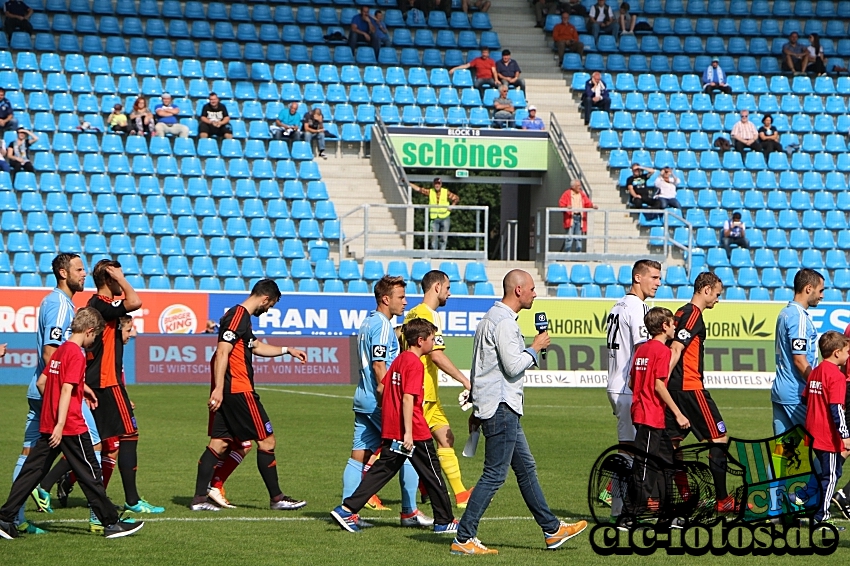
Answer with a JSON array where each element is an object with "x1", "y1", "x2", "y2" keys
[
  {"x1": 319, "y1": 156, "x2": 405, "y2": 260},
  {"x1": 489, "y1": 0, "x2": 665, "y2": 259}
]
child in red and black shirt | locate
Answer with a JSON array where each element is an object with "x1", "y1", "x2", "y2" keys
[
  {"x1": 0, "y1": 308, "x2": 143, "y2": 540},
  {"x1": 626, "y1": 307, "x2": 690, "y2": 521},
  {"x1": 331, "y1": 318, "x2": 457, "y2": 534},
  {"x1": 803, "y1": 330, "x2": 850, "y2": 524}
]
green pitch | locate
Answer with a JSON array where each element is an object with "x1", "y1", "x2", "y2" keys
[{"x1": 0, "y1": 386, "x2": 847, "y2": 565}]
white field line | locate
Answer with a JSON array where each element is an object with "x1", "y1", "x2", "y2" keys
[
  {"x1": 255, "y1": 387, "x2": 352, "y2": 400},
  {"x1": 34, "y1": 515, "x2": 560, "y2": 524}
]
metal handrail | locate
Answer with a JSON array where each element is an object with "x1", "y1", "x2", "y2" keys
[
  {"x1": 373, "y1": 118, "x2": 411, "y2": 204},
  {"x1": 537, "y1": 207, "x2": 694, "y2": 276},
  {"x1": 340, "y1": 203, "x2": 490, "y2": 260},
  {"x1": 549, "y1": 113, "x2": 593, "y2": 198}
]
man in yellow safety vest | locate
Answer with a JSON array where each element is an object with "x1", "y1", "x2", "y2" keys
[{"x1": 411, "y1": 178, "x2": 460, "y2": 251}]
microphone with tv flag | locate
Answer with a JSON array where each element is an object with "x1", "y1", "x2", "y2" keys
[{"x1": 534, "y1": 312, "x2": 548, "y2": 360}]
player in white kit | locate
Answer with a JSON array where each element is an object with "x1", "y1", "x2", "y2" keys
[{"x1": 605, "y1": 260, "x2": 662, "y2": 516}]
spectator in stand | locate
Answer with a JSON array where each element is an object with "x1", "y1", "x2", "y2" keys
[
  {"x1": 587, "y1": 0, "x2": 618, "y2": 44},
  {"x1": 722, "y1": 212, "x2": 749, "y2": 259},
  {"x1": 462, "y1": 0, "x2": 491, "y2": 15},
  {"x1": 758, "y1": 114, "x2": 783, "y2": 156},
  {"x1": 731, "y1": 110, "x2": 762, "y2": 154},
  {"x1": 534, "y1": 0, "x2": 560, "y2": 29},
  {"x1": 553, "y1": 12, "x2": 584, "y2": 66},
  {"x1": 302, "y1": 108, "x2": 328, "y2": 160},
  {"x1": 493, "y1": 85, "x2": 516, "y2": 128},
  {"x1": 128, "y1": 96, "x2": 155, "y2": 136},
  {"x1": 805, "y1": 33, "x2": 827, "y2": 76},
  {"x1": 625, "y1": 163, "x2": 654, "y2": 208},
  {"x1": 198, "y1": 93, "x2": 232, "y2": 140},
  {"x1": 421, "y1": 0, "x2": 452, "y2": 17},
  {"x1": 564, "y1": 0, "x2": 588, "y2": 17},
  {"x1": 0, "y1": 138, "x2": 10, "y2": 174},
  {"x1": 618, "y1": 2, "x2": 636, "y2": 35},
  {"x1": 652, "y1": 167, "x2": 682, "y2": 209},
  {"x1": 521, "y1": 106, "x2": 545, "y2": 130},
  {"x1": 582, "y1": 71, "x2": 610, "y2": 125},
  {"x1": 400, "y1": 0, "x2": 426, "y2": 25},
  {"x1": 372, "y1": 10, "x2": 392, "y2": 54},
  {"x1": 273, "y1": 102, "x2": 303, "y2": 145},
  {"x1": 203, "y1": 320, "x2": 218, "y2": 334},
  {"x1": 450, "y1": 48, "x2": 498, "y2": 96},
  {"x1": 3, "y1": 0, "x2": 32, "y2": 41},
  {"x1": 496, "y1": 50, "x2": 526, "y2": 92},
  {"x1": 107, "y1": 103, "x2": 129, "y2": 135},
  {"x1": 559, "y1": 179, "x2": 597, "y2": 253},
  {"x1": 702, "y1": 58, "x2": 732, "y2": 99},
  {"x1": 782, "y1": 32, "x2": 809, "y2": 74},
  {"x1": 411, "y1": 178, "x2": 459, "y2": 251},
  {"x1": 7, "y1": 128, "x2": 36, "y2": 177},
  {"x1": 348, "y1": 6, "x2": 380, "y2": 57},
  {"x1": 0, "y1": 88, "x2": 18, "y2": 132},
  {"x1": 154, "y1": 93, "x2": 190, "y2": 138}
]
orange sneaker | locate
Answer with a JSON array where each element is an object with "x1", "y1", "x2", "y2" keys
[
  {"x1": 715, "y1": 496, "x2": 740, "y2": 513},
  {"x1": 364, "y1": 494, "x2": 391, "y2": 511},
  {"x1": 450, "y1": 537, "x2": 499, "y2": 555},
  {"x1": 545, "y1": 520, "x2": 588, "y2": 550},
  {"x1": 455, "y1": 487, "x2": 473, "y2": 509}
]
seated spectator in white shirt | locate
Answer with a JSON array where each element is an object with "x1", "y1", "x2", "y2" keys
[
  {"x1": 730, "y1": 110, "x2": 762, "y2": 154},
  {"x1": 652, "y1": 167, "x2": 682, "y2": 209}
]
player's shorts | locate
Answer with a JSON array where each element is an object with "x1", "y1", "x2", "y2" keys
[
  {"x1": 102, "y1": 436, "x2": 120, "y2": 452},
  {"x1": 607, "y1": 391, "x2": 636, "y2": 443},
  {"x1": 423, "y1": 400, "x2": 450, "y2": 433},
  {"x1": 772, "y1": 402, "x2": 807, "y2": 436},
  {"x1": 92, "y1": 385, "x2": 137, "y2": 440},
  {"x1": 208, "y1": 391, "x2": 272, "y2": 443},
  {"x1": 22, "y1": 397, "x2": 42, "y2": 448},
  {"x1": 665, "y1": 389, "x2": 726, "y2": 442},
  {"x1": 351, "y1": 410, "x2": 382, "y2": 452},
  {"x1": 81, "y1": 402, "x2": 101, "y2": 446}
]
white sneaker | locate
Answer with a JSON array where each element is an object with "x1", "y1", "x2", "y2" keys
[
  {"x1": 190, "y1": 501, "x2": 221, "y2": 512},
  {"x1": 207, "y1": 487, "x2": 236, "y2": 509},
  {"x1": 400, "y1": 509, "x2": 434, "y2": 527}
]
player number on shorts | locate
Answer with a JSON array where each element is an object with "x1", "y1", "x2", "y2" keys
[{"x1": 606, "y1": 313, "x2": 620, "y2": 350}]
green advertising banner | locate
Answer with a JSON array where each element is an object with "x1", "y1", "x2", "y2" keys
[{"x1": 387, "y1": 127, "x2": 549, "y2": 171}]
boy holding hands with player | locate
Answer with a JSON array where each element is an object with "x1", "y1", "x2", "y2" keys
[
  {"x1": 331, "y1": 318, "x2": 457, "y2": 534},
  {"x1": 625, "y1": 307, "x2": 690, "y2": 525},
  {"x1": 803, "y1": 330, "x2": 850, "y2": 527}
]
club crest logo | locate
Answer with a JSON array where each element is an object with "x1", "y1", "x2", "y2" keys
[
  {"x1": 372, "y1": 345, "x2": 386, "y2": 357},
  {"x1": 792, "y1": 338, "x2": 807, "y2": 351},
  {"x1": 222, "y1": 330, "x2": 236, "y2": 342},
  {"x1": 678, "y1": 329, "x2": 691, "y2": 341}
]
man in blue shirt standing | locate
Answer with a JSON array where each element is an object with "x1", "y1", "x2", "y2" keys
[
  {"x1": 772, "y1": 268, "x2": 823, "y2": 435},
  {"x1": 348, "y1": 6, "x2": 381, "y2": 59},
  {"x1": 0, "y1": 88, "x2": 18, "y2": 132},
  {"x1": 521, "y1": 106, "x2": 545, "y2": 130},
  {"x1": 12, "y1": 253, "x2": 86, "y2": 534},
  {"x1": 339, "y1": 275, "x2": 429, "y2": 527}
]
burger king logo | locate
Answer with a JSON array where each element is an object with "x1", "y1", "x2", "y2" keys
[{"x1": 158, "y1": 304, "x2": 198, "y2": 334}]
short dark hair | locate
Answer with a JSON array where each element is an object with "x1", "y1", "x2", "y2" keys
[
  {"x1": 52, "y1": 253, "x2": 80, "y2": 281},
  {"x1": 250, "y1": 278, "x2": 282, "y2": 301},
  {"x1": 732, "y1": 212, "x2": 741, "y2": 219},
  {"x1": 793, "y1": 268, "x2": 824, "y2": 294},
  {"x1": 694, "y1": 271, "x2": 723, "y2": 294},
  {"x1": 644, "y1": 307, "x2": 674, "y2": 337},
  {"x1": 402, "y1": 317, "x2": 436, "y2": 348},
  {"x1": 375, "y1": 9, "x2": 382, "y2": 15},
  {"x1": 92, "y1": 259, "x2": 121, "y2": 288},
  {"x1": 421, "y1": 270, "x2": 448, "y2": 293},
  {"x1": 502, "y1": 49, "x2": 510, "y2": 55},
  {"x1": 209, "y1": 92, "x2": 218, "y2": 98},
  {"x1": 819, "y1": 330, "x2": 848, "y2": 359},
  {"x1": 632, "y1": 259, "x2": 661, "y2": 283},
  {"x1": 374, "y1": 275, "x2": 405, "y2": 303}
]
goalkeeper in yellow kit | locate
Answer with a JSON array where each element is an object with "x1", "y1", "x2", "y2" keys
[{"x1": 403, "y1": 270, "x2": 474, "y2": 507}]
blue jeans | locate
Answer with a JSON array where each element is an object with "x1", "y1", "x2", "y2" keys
[
  {"x1": 430, "y1": 217, "x2": 450, "y2": 251},
  {"x1": 303, "y1": 131, "x2": 325, "y2": 152},
  {"x1": 457, "y1": 403, "x2": 560, "y2": 542}
]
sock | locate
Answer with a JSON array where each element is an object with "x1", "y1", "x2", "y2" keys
[
  {"x1": 257, "y1": 449, "x2": 282, "y2": 499},
  {"x1": 709, "y1": 445, "x2": 729, "y2": 501},
  {"x1": 399, "y1": 458, "x2": 419, "y2": 515},
  {"x1": 611, "y1": 453, "x2": 632, "y2": 517},
  {"x1": 673, "y1": 470, "x2": 690, "y2": 497},
  {"x1": 195, "y1": 448, "x2": 223, "y2": 498},
  {"x1": 13, "y1": 454, "x2": 26, "y2": 527},
  {"x1": 343, "y1": 458, "x2": 364, "y2": 501},
  {"x1": 94, "y1": 450, "x2": 101, "y2": 466},
  {"x1": 437, "y1": 447, "x2": 465, "y2": 497},
  {"x1": 419, "y1": 480, "x2": 428, "y2": 498},
  {"x1": 212, "y1": 451, "x2": 244, "y2": 489},
  {"x1": 41, "y1": 458, "x2": 72, "y2": 491},
  {"x1": 101, "y1": 456, "x2": 116, "y2": 489},
  {"x1": 118, "y1": 438, "x2": 140, "y2": 506}
]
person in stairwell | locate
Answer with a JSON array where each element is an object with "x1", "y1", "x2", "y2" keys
[
  {"x1": 558, "y1": 179, "x2": 597, "y2": 253},
  {"x1": 411, "y1": 179, "x2": 459, "y2": 251}
]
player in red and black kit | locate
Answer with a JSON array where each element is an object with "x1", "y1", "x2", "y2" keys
[
  {"x1": 190, "y1": 279, "x2": 309, "y2": 512},
  {"x1": 665, "y1": 272, "x2": 736, "y2": 512},
  {"x1": 86, "y1": 259, "x2": 164, "y2": 515}
]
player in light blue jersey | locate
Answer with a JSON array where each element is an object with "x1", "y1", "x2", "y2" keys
[
  {"x1": 340, "y1": 275, "x2": 430, "y2": 528},
  {"x1": 12, "y1": 253, "x2": 87, "y2": 534},
  {"x1": 772, "y1": 268, "x2": 824, "y2": 435}
]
